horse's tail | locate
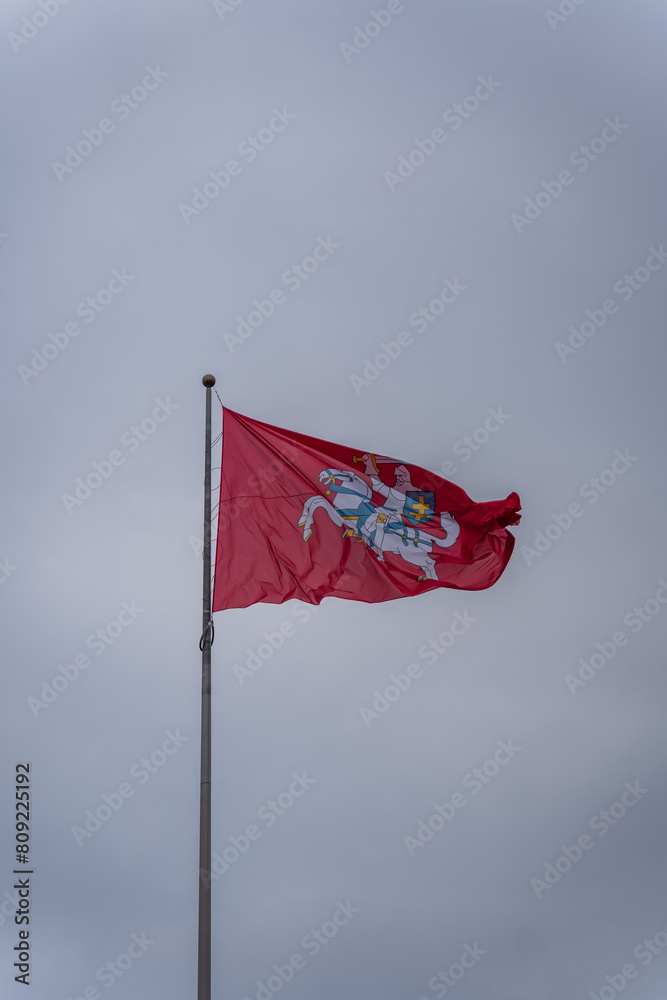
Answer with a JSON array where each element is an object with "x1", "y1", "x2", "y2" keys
[{"x1": 432, "y1": 512, "x2": 460, "y2": 548}]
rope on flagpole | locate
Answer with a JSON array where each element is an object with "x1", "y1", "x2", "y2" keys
[{"x1": 199, "y1": 617, "x2": 215, "y2": 651}]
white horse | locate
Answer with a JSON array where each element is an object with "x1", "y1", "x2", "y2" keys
[{"x1": 298, "y1": 469, "x2": 460, "y2": 580}]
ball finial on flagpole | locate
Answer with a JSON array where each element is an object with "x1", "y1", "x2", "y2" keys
[{"x1": 202, "y1": 374, "x2": 216, "y2": 387}]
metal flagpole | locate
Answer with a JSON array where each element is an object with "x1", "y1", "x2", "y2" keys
[{"x1": 197, "y1": 374, "x2": 216, "y2": 1000}]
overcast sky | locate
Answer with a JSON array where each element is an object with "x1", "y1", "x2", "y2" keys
[{"x1": 2, "y1": 0, "x2": 667, "y2": 998}]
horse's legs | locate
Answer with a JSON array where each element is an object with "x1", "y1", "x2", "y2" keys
[{"x1": 298, "y1": 496, "x2": 344, "y2": 540}]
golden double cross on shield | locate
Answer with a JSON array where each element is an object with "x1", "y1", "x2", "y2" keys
[{"x1": 408, "y1": 494, "x2": 431, "y2": 522}]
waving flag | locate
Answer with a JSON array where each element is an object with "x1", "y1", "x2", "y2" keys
[{"x1": 212, "y1": 408, "x2": 520, "y2": 611}]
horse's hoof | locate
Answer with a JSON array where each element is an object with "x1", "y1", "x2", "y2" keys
[{"x1": 303, "y1": 530, "x2": 312, "y2": 541}]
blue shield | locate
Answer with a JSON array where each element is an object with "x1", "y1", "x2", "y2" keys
[{"x1": 404, "y1": 491, "x2": 435, "y2": 526}]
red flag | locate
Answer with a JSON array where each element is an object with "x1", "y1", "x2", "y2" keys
[{"x1": 212, "y1": 408, "x2": 521, "y2": 611}]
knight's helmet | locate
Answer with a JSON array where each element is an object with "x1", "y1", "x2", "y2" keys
[{"x1": 392, "y1": 464, "x2": 415, "y2": 491}]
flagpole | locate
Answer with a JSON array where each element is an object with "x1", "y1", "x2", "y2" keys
[{"x1": 197, "y1": 374, "x2": 216, "y2": 1000}]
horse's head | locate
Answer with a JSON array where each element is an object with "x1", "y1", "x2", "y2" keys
[{"x1": 319, "y1": 469, "x2": 355, "y2": 487}]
